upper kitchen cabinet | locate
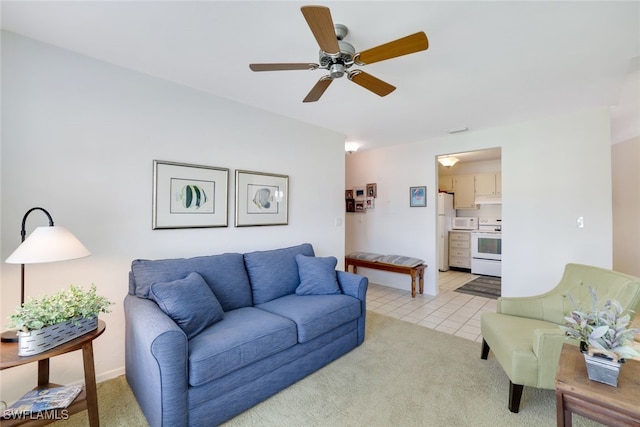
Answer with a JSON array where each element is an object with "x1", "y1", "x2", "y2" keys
[
  {"x1": 453, "y1": 175, "x2": 476, "y2": 209},
  {"x1": 475, "y1": 173, "x2": 501, "y2": 196},
  {"x1": 439, "y1": 176, "x2": 454, "y2": 193}
]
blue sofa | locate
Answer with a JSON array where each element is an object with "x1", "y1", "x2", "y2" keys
[{"x1": 124, "y1": 243, "x2": 368, "y2": 426}]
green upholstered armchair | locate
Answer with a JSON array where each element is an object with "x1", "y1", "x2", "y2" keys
[{"x1": 480, "y1": 263, "x2": 640, "y2": 413}]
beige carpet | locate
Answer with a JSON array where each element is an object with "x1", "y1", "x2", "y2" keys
[{"x1": 53, "y1": 311, "x2": 601, "y2": 426}]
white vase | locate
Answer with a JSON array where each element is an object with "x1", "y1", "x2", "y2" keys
[{"x1": 17, "y1": 316, "x2": 98, "y2": 356}]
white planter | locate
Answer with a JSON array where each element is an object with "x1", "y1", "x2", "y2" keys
[
  {"x1": 17, "y1": 316, "x2": 98, "y2": 356},
  {"x1": 583, "y1": 353, "x2": 621, "y2": 387}
]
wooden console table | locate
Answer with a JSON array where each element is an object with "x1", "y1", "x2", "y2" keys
[
  {"x1": 1, "y1": 320, "x2": 106, "y2": 427},
  {"x1": 555, "y1": 342, "x2": 640, "y2": 427},
  {"x1": 345, "y1": 257, "x2": 426, "y2": 298}
]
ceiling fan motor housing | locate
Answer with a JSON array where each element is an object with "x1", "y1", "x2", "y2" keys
[
  {"x1": 329, "y1": 63, "x2": 346, "y2": 78},
  {"x1": 319, "y1": 40, "x2": 355, "y2": 78}
]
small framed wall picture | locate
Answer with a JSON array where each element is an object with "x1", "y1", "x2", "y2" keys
[
  {"x1": 152, "y1": 160, "x2": 229, "y2": 229},
  {"x1": 235, "y1": 170, "x2": 289, "y2": 227},
  {"x1": 366, "y1": 197, "x2": 375, "y2": 209},
  {"x1": 354, "y1": 186, "x2": 366, "y2": 200},
  {"x1": 410, "y1": 186, "x2": 427, "y2": 207},
  {"x1": 355, "y1": 201, "x2": 365, "y2": 212},
  {"x1": 345, "y1": 189, "x2": 354, "y2": 199},
  {"x1": 366, "y1": 183, "x2": 377, "y2": 198},
  {"x1": 346, "y1": 199, "x2": 355, "y2": 212}
]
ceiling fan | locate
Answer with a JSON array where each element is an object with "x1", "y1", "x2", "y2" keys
[{"x1": 249, "y1": 5, "x2": 429, "y2": 103}]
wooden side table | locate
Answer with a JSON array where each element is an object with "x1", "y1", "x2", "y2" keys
[
  {"x1": 1, "y1": 320, "x2": 106, "y2": 427},
  {"x1": 555, "y1": 342, "x2": 640, "y2": 427}
]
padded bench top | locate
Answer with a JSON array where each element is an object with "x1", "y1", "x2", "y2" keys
[{"x1": 347, "y1": 252, "x2": 425, "y2": 268}]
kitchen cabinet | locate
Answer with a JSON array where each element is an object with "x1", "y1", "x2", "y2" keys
[
  {"x1": 439, "y1": 176, "x2": 454, "y2": 193},
  {"x1": 474, "y1": 174, "x2": 495, "y2": 196},
  {"x1": 449, "y1": 231, "x2": 471, "y2": 269},
  {"x1": 453, "y1": 175, "x2": 476, "y2": 209},
  {"x1": 475, "y1": 173, "x2": 501, "y2": 196}
]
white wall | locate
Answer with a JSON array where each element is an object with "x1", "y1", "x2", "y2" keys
[
  {"x1": 346, "y1": 108, "x2": 613, "y2": 297},
  {"x1": 0, "y1": 32, "x2": 346, "y2": 404},
  {"x1": 612, "y1": 136, "x2": 640, "y2": 276}
]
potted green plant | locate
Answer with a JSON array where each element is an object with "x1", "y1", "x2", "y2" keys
[
  {"x1": 561, "y1": 286, "x2": 639, "y2": 386},
  {"x1": 7, "y1": 284, "x2": 113, "y2": 356}
]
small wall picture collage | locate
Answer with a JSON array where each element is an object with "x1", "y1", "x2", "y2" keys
[{"x1": 346, "y1": 183, "x2": 376, "y2": 213}]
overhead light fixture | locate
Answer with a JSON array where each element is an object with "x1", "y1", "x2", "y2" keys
[
  {"x1": 1, "y1": 207, "x2": 91, "y2": 342},
  {"x1": 438, "y1": 156, "x2": 460, "y2": 168},
  {"x1": 345, "y1": 141, "x2": 361, "y2": 154}
]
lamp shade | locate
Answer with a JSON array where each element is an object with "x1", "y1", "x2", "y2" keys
[
  {"x1": 438, "y1": 156, "x2": 460, "y2": 167},
  {"x1": 5, "y1": 226, "x2": 91, "y2": 264}
]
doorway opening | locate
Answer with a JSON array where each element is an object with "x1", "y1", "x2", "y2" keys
[{"x1": 436, "y1": 147, "x2": 502, "y2": 294}]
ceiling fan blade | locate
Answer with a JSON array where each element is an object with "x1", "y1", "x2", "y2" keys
[
  {"x1": 303, "y1": 77, "x2": 333, "y2": 103},
  {"x1": 249, "y1": 63, "x2": 319, "y2": 72},
  {"x1": 301, "y1": 6, "x2": 340, "y2": 55},
  {"x1": 348, "y1": 71, "x2": 396, "y2": 97},
  {"x1": 355, "y1": 32, "x2": 429, "y2": 65}
]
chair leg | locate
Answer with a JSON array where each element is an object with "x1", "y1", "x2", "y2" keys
[
  {"x1": 509, "y1": 381, "x2": 524, "y2": 413},
  {"x1": 481, "y1": 339, "x2": 490, "y2": 360}
]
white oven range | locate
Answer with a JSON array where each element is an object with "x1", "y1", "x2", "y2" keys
[{"x1": 471, "y1": 217, "x2": 502, "y2": 277}]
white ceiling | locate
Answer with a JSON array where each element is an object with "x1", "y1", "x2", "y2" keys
[{"x1": 2, "y1": 1, "x2": 639, "y2": 153}]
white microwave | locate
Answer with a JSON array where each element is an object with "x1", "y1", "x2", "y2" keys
[{"x1": 452, "y1": 217, "x2": 478, "y2": 230}]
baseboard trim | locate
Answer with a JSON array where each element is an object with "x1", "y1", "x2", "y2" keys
[{"x1": 96, "y1": 366, "x2": 126, "y2": 383}]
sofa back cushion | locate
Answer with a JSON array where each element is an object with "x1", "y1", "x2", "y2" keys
[
  {"x1": 244, "y1": 243, "x2": 315, "y2": 304},
  {"x1": 130, "y1": 252, "x2": 252, "y2": 311}
]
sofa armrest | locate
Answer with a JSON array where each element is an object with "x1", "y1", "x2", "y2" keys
[
  {"x1": 124, "y1": 294, "x2": 189, "y2": 427},
  {"x1": 337, "y1": 271, "x2": 368, "y2": 345},
  {"x1": 337, "y1": 270, "x2": 368, "y2": 302},
  {"x1": 532, "y1": 327, "x2": 574, "y2": 389}
]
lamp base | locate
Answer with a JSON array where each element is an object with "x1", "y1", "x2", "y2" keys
[{"x1": 1, "y1": 330, "x2": 18, "y2": 343}]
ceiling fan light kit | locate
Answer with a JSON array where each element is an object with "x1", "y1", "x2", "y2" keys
[{"x1": 249, "y1": 5, "x2": 429, "y2": 103}]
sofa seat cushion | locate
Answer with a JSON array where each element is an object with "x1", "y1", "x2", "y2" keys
[
  {"x1": 188, "y1": 307, "x2": 297, "y2": 387},
  {"x1": 244, "y1": 243, "x2": 315, "y2": 304},
  {"x1": 256, "y1": 294, "x2": 361, "y2": 343},
  {"x1": 481, "y1": 312, "x2": 556, "y2": 387}
]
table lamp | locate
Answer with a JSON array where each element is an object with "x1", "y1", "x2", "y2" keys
[{"x1": 1, "y1": 207, "x2": 91, "y2": 342}]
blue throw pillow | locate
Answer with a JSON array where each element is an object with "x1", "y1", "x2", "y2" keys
[
  {"x1": 149, "y1": 272, "x2": 224, "y2": 339},
  {"x1": 295, "y1": 254, "x2": 342, "y2": 295}
]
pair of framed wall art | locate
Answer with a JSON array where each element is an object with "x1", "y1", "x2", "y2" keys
[{"x1": 152, "y1": 160, "x2": 288, "y2": 229}]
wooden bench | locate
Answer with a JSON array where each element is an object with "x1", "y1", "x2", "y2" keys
[{"x1": 344, "y1": 257, "x2": 426, "y2": 298}]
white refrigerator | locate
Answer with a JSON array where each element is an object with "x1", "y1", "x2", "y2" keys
[{"x1": 437, "y1": 193, "x2": 455, "y2": 271}]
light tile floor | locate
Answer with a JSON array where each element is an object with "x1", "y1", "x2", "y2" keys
[{"x1": 367, "y1": 270, "x2": 497, "y2": 343}]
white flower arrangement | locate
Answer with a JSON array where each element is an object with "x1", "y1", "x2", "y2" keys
[{"x1": 7, "y1": 284, "x2": 113, "y2": 332}]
